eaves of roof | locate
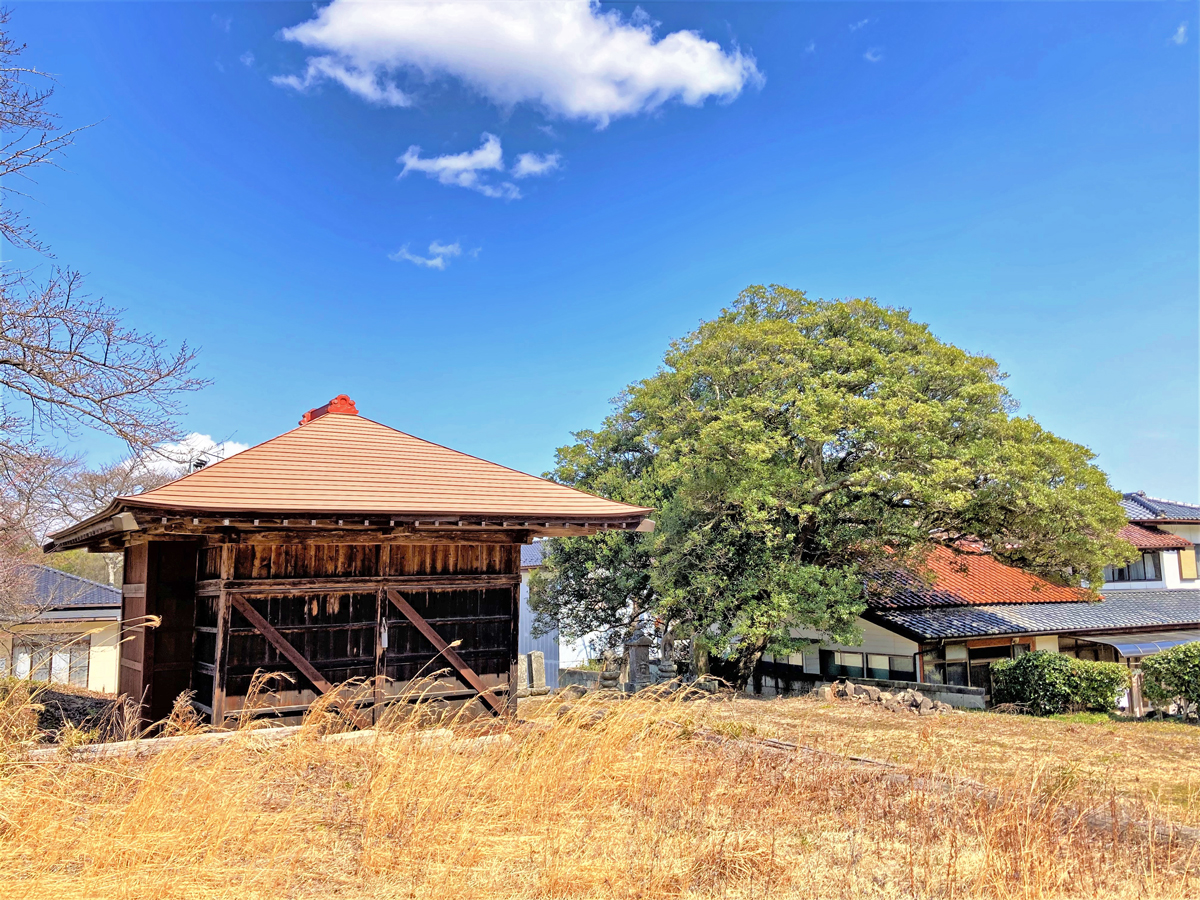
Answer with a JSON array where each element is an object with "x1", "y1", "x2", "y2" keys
[{"x1": 867, "y1": 589, "x2": 1200, "y2": 642}]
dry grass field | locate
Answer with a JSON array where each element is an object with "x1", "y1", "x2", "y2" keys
[
  {"x1": 705, "y1": 695, "x2": 1200, "y2": 827},
  {"x1": 0, "y1": 684, "x2": 1197, "y2": 900}
]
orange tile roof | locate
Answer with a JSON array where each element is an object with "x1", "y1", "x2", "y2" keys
[
  {"x1": 1117, "y1": 523, "x2": 1192, "y2": 551},
  {"x1": 118, "y1": 400, "x2": 650, "y2": 520},
  {"x1": 869, "y1": 544, "x2": 1092, "y2": 609}
]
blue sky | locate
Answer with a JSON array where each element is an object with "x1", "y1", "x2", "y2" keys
[{"x1": 14, "y1": 2, "x2": 1200, "y2": 499}]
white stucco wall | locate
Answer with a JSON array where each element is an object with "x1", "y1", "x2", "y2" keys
[
  {"x1": 86, "y1": 621, "x2": 120, "y2": 694},
  {"x1": 1034, "y1": 634, "x2": 1060, "y2": 653},
  {"x1": 789, "y1": 617, "x2": 920, "y2": 658},
  {"x1": 0, "y1": 619, "x2": 119, "y2": 693}
]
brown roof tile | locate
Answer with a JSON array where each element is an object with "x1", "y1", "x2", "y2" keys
[
  {"x1": 868, "y1": 545, "x2": 1092, "y2": 609},
  {"x1": 1118, "y1": 523, "x2": 1193, "y2": 551},
  {"x1": 121, "y1": 404, "x2": 650, "y2": 520}
]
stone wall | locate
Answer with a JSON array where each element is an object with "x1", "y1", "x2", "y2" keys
[{"x1": 754, "y1": 669, "x2": 985, "y2": 710}]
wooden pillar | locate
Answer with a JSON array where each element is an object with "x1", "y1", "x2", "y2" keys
[
  {"x1": 117, "y1": 542, "x2": 150, "y2": 706},
  {"x1": 506, "y1": 568, "x2": 521, "y2": 716},
  {"x1": 211, "y1": 590, "x2": 230, "y2": 727},
  {"x1": 210, "y1": 544, "x2": 235, "y2": 727}
]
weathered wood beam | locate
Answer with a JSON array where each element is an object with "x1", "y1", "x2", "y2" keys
[
  {"x1": 386, "y1": 588, "x2": 506, "y2": 717},
  {"x1": 229, "y1": 594, "x2": 335, "y2": 694},
  {"x1": 198, "y1": 574, "x2": 521, "y2": 596}
]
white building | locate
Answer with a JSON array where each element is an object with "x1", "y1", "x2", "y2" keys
[{"x1": 0, "y1": 566, "x2": 122, "y2": 693}]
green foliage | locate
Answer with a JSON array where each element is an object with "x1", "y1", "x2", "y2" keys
[
  {"x1": 991, "y1": 652, "x2": 1129, "y2": 716},
  {"x1": 532, "y1": 285, "x2": 1133, "y2": 686},
  {"x1": 1140, "y1": 642, "x2": 1200, "y2": 716},
  {"x1": 38, "y1": 549, "x2": 118, "y2": 586}
]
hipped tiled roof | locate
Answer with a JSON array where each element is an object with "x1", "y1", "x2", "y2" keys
[
  {"x1": 520, "y1": 542, "x2": 547, "y2": 568},
  {"x1": 867, "y1": 545, "x2": 1090, "y2": 610},
  {"x1": 116, "y1": 404, "x2": 650, "y2": 521},
  {"x1": 1118, "y1": 523, "x2": 1192, "y2": 551},
  {"x1": 870, "y1": 590, "x2": 1200, "y2": 640},
  {"x1": 30, "y1": 566, "x2": 120, "y2": 610},
  {"x1": 1121, "y1": 492, "x2": 1200, "y2": 522}
]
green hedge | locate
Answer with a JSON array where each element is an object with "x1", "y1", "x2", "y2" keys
[
  {"x1": 990, "y1": 651, "x2": 1128, "y2": 716},
  {"x1": 1140, "y1": 642, "x2": 1200, "y2": 717}
]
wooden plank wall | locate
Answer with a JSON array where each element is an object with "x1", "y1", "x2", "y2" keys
[
  {"x1": 118, "y1": 540, "x2": 199, "y2": 723},
  {"x1": 200, "y1": 540, "x2": 520, "y2": 721}
]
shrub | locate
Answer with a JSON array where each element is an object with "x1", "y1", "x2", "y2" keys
[
  {"x1": 1140, "y1": 641, "x2": 1200, "y2": 719},
  {"x1": 990, "y1": 651, "x2": 1128, "y2": 716}
]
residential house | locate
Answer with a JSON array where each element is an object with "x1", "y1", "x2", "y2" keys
[
  {"x1": 755, "y1": 533, "x2": 1200, "y2": 706},
  {"x1": 0, "y1": 566, "x2": 122, "y2": 693},
  {"x1": 1106, "y1": 492, "x2": 1200, "y2": 590}
]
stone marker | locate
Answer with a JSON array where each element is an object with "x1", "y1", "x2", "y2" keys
[
  {"x1": 598, "y1": 652, "x2": 621, "y2": 691},
  {"x1": 529, "y1": 651, "x2": 549, "y2": 696},
  {"x1": 516, "y1": 653, "x2": 530, "y2": 699},
  {"x1": 625, "y1": 633, "x2": 654, "y2": 691}
]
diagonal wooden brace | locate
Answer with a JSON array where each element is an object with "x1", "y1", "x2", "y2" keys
[
  {"x1": 386, "y1": 588, "x2": 506, "y2": 717},
  {"x1": 230, "y1": 594, "x2": 335, "y2": 694}
]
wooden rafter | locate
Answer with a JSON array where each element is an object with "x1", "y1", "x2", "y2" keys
[{"x1": 386, "y1": 588, "x2": 506, "y2": 717}]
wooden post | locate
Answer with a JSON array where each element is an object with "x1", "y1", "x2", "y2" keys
[
  {"x1": 374, "y1": 586, "x2": 386, "y2": 723},
  {"x1": 507, "y1": 582, "x2": 520, "y2": 715},
  {"x1": 211, "y1": 589, "x2": 230, "y2": 726}
]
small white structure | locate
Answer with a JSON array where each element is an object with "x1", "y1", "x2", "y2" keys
[{"x1": 518, "y1": 543, "x2": 559, "y2": 689}]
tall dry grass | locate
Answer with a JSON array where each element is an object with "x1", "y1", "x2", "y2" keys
[{"x1": 0, "y1": 684, "x2": 1196, "y2": 899}]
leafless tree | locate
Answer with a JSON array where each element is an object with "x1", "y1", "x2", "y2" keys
[{"x1": 0, "y1": 10, "x2": 207, "y2": 628}]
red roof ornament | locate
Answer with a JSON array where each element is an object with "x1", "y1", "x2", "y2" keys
[{"x1": 299, "y1": 394, "x2": 358, "y2": 425}]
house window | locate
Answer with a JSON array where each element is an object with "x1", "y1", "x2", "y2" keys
[
  {"x1": 1104, "y1": 552, "x2": 1162, "y2": 583},
  {"x1": 921, "y1": 648, "x2": 968, "y2": 686},
  {"x1": 819, "y1": 649, "x2": 864, "y2": 678},
  {"x1": 12, "y1": 634, "x2": 90, "y2": 687},
  {"x1": 868, "y1": 653, "x2": 917, "y2": 681}
]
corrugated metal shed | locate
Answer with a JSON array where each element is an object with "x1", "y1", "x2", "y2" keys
[{"x1": 518, "y1": 541, "x2": 558, "y2": 688}]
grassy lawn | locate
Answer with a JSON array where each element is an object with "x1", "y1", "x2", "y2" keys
[{"x1": 702, "y1": 695, "x2": 1200, "y2": 826}]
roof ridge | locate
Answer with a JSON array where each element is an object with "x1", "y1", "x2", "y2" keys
[
  {"x1": 30, "y1": 563, "x2": 120, "y2": 592},
  {"x1": 1141, "y1": 494, "x2": 1200, "y2": 510}
]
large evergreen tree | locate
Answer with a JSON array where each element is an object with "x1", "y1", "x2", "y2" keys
[{"x1": 530, "y1": 286, "x2": 1132, "y2": 685}]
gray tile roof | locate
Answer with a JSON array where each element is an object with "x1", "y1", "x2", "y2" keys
[
  {"x1": 1121, "y1": 492, "x2": 1200, "y2": 522},
  {"x1": 869, "y1": 589, "x2": 1200, "y2": 640},
  {"x1": 520, "y1": 541, "x2": 547, "y2": 568},
  {"x1": 30, "y1": 565, "x2": 121, "y2": 610}
]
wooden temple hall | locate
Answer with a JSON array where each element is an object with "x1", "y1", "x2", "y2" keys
[{"x1": 45, "y1": 396, "x2": 652, "y2": 725}]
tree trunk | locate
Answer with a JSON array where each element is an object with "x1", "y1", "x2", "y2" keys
[{"x1": 731, "y1": 637, "x2": 770, "y2": 691}]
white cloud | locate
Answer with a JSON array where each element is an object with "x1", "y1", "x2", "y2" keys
[
  {"x1": 864, "y1": 48, "x2": 884, "y2": 63},
  {"x1": 398, "y1": 133, "x2": 521, "y2": 199},
  {"x1": 212, "y1": 14, "x2": 231, "y2": 33},
  {"x1": 240, "y1": 51, "x2": 255, "y2": 67},
  {"x1": 389, "y1": 241, "x2": 463, "y2": 270},
  {"x1": 277, "y1": 0, "x2": 762, "y2": 127},
  {"x1": 849, "y1": 19, "x2": 873, "y2": 32},
  {"x1": 536, "y1": 124, "x2": 559, "y2": 138},
  {"x1": 273, "y1": 58, "x2": 410, "y2": 107},
  {"x1": 512, "y1": 151, "x2": 561, "y2": 179},
  {"x1": 149, "y1": 433, "x2": 249, "y2": 475},
  {"x1": 804, "y1": 41, "x2": 816, "y2": 54},
  {"x1": 1170, "y1": 22, "x2": 1188, "y2": 45}
]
